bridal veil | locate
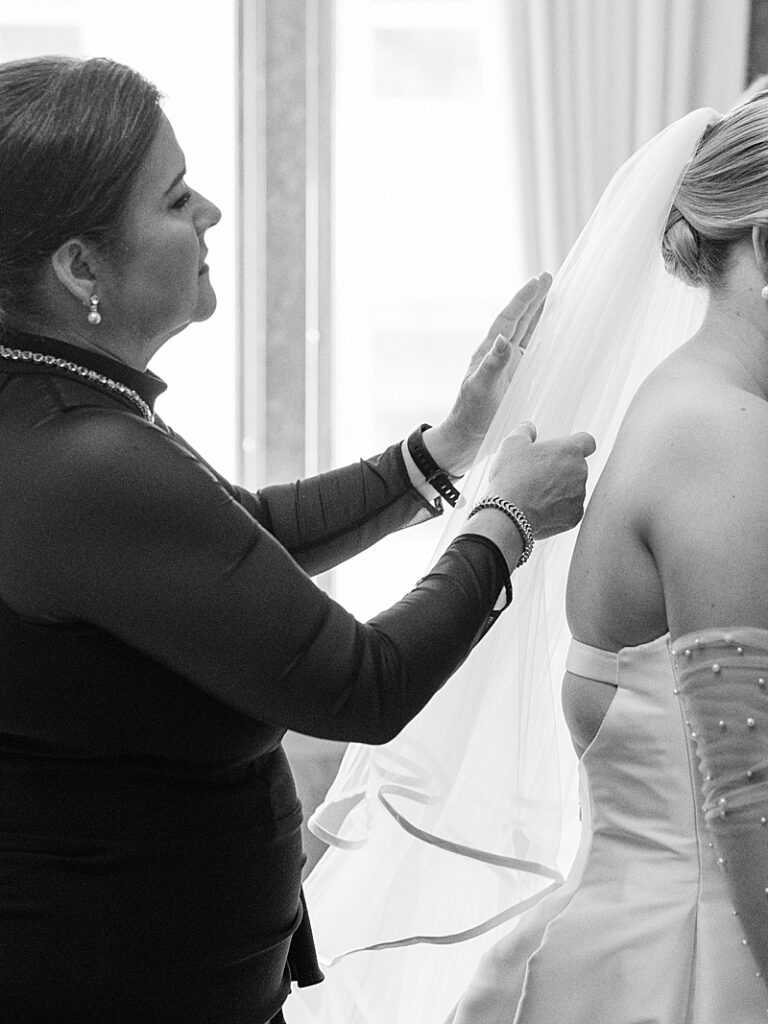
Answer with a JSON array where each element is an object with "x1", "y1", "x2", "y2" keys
[{"x1": 289, "y1": 106, "x2": 717, "y2": 1024}]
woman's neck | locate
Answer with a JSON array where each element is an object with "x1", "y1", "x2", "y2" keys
[
  {"x1": 5, "y1": 316, "x2": 161, "y2": 372},
  {"x1": 693, "y1": 290, "x2": 768, "y2": 402}
]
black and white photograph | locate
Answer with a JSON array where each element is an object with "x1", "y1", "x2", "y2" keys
[{"x1": 0, "y1": 2, "x2": 765, "y2": 1022}]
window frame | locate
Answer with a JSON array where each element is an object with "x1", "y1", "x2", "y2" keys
[{"x1": 236, "y1": 0, "x2": 335, "y2": 490}]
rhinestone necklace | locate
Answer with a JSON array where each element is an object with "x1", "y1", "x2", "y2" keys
[{"x1": 0, "y1": 344, "x2": 155, "y2": 424}]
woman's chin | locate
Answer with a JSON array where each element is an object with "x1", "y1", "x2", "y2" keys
[{"x1": 193, "y1": 279, "x2": 217, "y2": 322}]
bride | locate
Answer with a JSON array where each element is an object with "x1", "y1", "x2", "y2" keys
[
  {"x1": 292, "y1": 94, "x2": 768, "y2": 1024},
  {"x1": 450, "y1": 92, "x2": 768, "y2": 1022}
]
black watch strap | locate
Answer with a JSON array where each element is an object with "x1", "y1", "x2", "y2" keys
[{"x1": 406, "y1": 423, "x2": 461, "y2": 507}]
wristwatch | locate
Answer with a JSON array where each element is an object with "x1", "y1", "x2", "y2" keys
[{"x1": 406, "y1": 423, "x2": 460, "y2": 507}]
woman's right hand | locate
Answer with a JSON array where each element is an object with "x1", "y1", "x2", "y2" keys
[{"x1": 487, "y1": 422, "x2": 596, "y2": 539}]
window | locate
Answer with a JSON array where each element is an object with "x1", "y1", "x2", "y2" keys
[
  {"x1": 238, "y1": 2, "x2": 523, "y2": 620},
  {"x1": 332, "y1": 0, "x2": 524, "y2": 616}
]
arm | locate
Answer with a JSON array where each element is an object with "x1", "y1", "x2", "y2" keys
[
  {"x1": 228, "y1": 275, "x2": 552, "y2": 574},
  {"x1": 8, "y1": 411, "x2": 508, "y2": 745},
  {"x1": 671, "y1": 628, "x2": 768, "y2": 979},
  {"x1": 644, "y1": 388, "x2": 768, "y2": 980},
  {"x1": 231, "y1": 442, "x2": 441, "y2": 576}
]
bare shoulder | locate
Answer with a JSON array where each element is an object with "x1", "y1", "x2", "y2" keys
[
  {"x1": 567, "y1": 354, "x2": 768, "y2": 647},
  {"x1": 612, "y1": 355, "x2": 768, "y2": 483},
  {"x1": 616, "y1": 361, "x2": 768, "y2": 514},
  {"x1": 617, "y1": 360, "x2": 768, "y2": 636}
]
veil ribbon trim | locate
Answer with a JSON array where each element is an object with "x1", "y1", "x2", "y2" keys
[{"x1": 298, "y1": 108, "x2": 720, "y2": 1019}]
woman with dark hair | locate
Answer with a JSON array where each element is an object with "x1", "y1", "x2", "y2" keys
[{"x1": 0, "y1": 56, "x2": 593, "y2": 1023}]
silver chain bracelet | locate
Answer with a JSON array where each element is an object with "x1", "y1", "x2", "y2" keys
[{"x1": 467, "y1": 495, "x2": 535, "y2": 568}]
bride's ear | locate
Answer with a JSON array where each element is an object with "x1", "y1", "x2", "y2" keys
[{"x1": 750, "y1": 225, "x2": 768, "y2": 281}]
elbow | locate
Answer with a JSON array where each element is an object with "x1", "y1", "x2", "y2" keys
[
  {"x1": 330, "y1": 693, "x2": 411, "y2": 745},
  {"x1": 344, "y1": 634, "x2": 421, "y2": 744},
  {"x1": 316, "y1": 620, "x2": 441, "y2": 744},
  {"x1": 359, "y1": 716, "x2": 407, "y2": 746},
  {"x1": 329, "y1": 684, "x2": 416, "y2": 746}
]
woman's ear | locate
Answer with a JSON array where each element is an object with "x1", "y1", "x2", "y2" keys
[
  {"x1": 751, "y1": 225, "x2": 768, "y2": 281},
  {"x1": 50, "y1": 239, "x2": 97, "y2": 305}
]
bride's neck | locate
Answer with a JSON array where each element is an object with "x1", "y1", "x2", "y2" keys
[{"x1": 694, "y1": 287, "x2": 768, "y2": 400}]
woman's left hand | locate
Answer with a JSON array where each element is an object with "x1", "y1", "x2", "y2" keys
[{"x1": 425, "y1": 273, "x2": 552, "y2": 477}]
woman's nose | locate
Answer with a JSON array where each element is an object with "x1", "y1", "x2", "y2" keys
[{"x1": 196, "y1": 191, "x2": 222, "y2": 231}]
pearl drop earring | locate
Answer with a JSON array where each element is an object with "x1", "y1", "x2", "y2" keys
[
  {"x1": 87, "y1": 294, "x2": 101, "y2": 325},
  {"x1": 761, "y1": 285, "x2": 768, "y2": 301}
]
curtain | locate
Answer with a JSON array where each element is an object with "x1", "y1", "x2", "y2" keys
[{"x1": 500, "y1": 0, "x2": 751, "y2": 273}]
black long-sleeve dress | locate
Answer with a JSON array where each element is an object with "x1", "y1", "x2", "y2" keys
[{"x1": 0, "y1": 332, "x2": 510, "y2": 1024}]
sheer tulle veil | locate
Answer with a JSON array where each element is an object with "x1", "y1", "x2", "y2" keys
[{"x1": 289, "y1": 107, "x2": 718, "y2": 1024}]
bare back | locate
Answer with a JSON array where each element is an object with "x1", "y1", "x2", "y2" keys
[{"x1": 563, "y1": 333, "x2": 768, "y2": 754}]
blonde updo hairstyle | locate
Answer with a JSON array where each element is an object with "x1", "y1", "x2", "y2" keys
[{"x1": 663, "y1": 94, "x2": 768, "y2": 288}]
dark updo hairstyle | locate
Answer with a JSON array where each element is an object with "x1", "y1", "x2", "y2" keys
[
  {"x1": 0, "y1": 55, "x2": 162, "y2": 320},
  {"x1": 662, "y1": 93, "x2": 768, "y2": 288}
]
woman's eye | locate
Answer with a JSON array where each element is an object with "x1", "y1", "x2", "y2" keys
[{"x1": 172, "y1": 189, "x2": 192, "y2": 210}]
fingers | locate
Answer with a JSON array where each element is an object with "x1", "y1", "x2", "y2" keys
[
  {"x1": 482, "y1": 280, "x2": 538, "y2": 350},
  {"x1": 469, "y1": 332, "x2": 522, "y2": 391},
  {"x1": 465, "y1": 273, "x2": 553, "y2": 376},
  {"x1": 509, "y1": 420, "x2": 537, "y2": 442},
  {"x1": 488, "y1": 423, "x2": 592, "y2": 541},
  {"x1": 569, "y1": 431, "x2": 597, "y2": 457},
  {"x1": 491, "y1": 333, "x2": 514, "y2": 362},
  {"x1": 504, "y1": 424, "x2": 591, "y2": 452},
  {"x1": 488, "y1": 272, "x2": 551, "y2": 351},
  {"x1": 518, "y1": 272, "x2": 551, "y2": 351},
  {"x1": 489, "y1": 332, "x2": 524, "y2": 370}
]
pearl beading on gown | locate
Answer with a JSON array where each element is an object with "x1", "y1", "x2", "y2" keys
[{"x1": 672, "y1": 628, "x2": 768, "y2": 999}]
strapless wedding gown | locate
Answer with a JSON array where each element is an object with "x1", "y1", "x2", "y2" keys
[{"x1": 455, "y1": 634, "x2": 768, "y2": 1024}]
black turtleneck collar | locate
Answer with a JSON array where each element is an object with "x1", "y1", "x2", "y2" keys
[{"x1": 0, "y1": 330, "x2": 168, "y2": 411}]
